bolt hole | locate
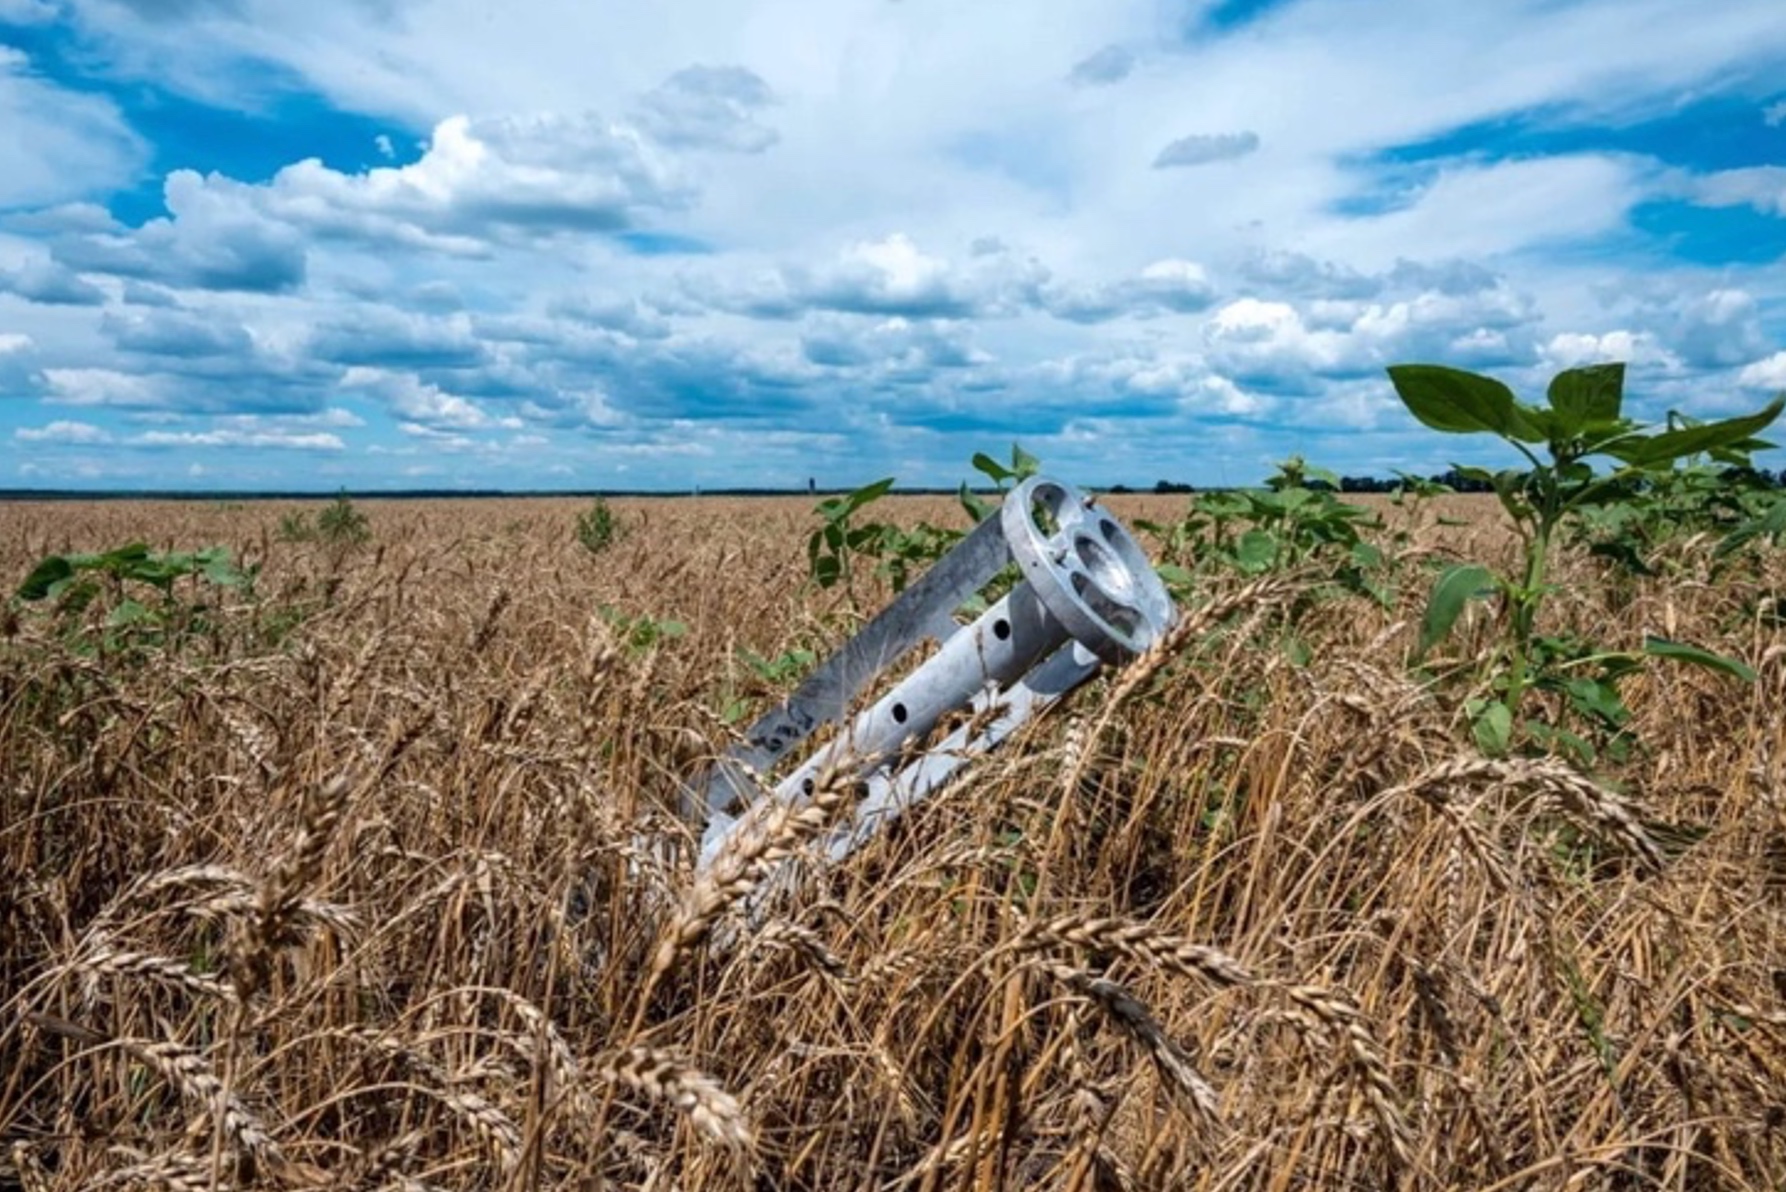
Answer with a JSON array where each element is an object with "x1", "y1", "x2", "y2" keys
[
  {"x1": 993, "y1": 618, "x2": 1011, "y2": 640},
  {"x1": 802, "y1": 778, "x2": 814, "y2": 795},
  {"x1": 891, "y1": 702, "x2": 908, "y2": 724}
]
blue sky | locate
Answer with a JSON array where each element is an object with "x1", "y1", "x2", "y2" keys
[{"x1": 1, "y1": 0, "x2": 1784, "y2": 492}]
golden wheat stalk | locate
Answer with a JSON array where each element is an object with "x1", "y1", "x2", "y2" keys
[
  {"x1": 1033, "y1": 959, "x2": 1222, "y2": 1125},
  {"x1": 101, "y1": 1147, "x2": 231, "y2": 1192},
  {"x1": 595, "y1": 1046, "x2": 754, "y2": 1149},
  {"x1": 1387, "y1": 754, "x2": 1664, "y2": 871},
  {"x1": 74, "y1": 943, "x2": 241, "y2": 1005},
  {"x1": 1014, "y1": 913, "x2": 1253, "y2": 988},
  {"x1": 749, "y1": 919, "x2": 852, "y2": 981},
  {"x1": 345, "y1": 1129, "x2": 429, "y2": 1189},
  {"x1": 432, "y1": 1081, "x2": 522, "y2": 1171},
  {"x1": 643, "y1": 773, "x2": 853, "y2": 993},
  {"x1": 116, "y1": 1038, "x2": 285, "y2": 1170},
  {"x1": 1273, "y1": 982, "x2": 1415, "y2": 1166}
]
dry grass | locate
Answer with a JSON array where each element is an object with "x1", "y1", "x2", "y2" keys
[{"x1": 1, "y1": 492, "x2": 1783, "y2": 1190}]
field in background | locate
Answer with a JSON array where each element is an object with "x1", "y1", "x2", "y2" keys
[{"x1": 3, "y1": 492, "x2": 1783, "y2": 1190}]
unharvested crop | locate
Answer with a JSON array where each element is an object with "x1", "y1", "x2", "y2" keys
[{"x1": 2, "y1": 489, "x2": 1784, "y2": 1190}]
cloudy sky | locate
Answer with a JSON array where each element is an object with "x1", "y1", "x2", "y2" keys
[{"x1": 1, "y1": 0, "x2": 1784, "y2": 492}]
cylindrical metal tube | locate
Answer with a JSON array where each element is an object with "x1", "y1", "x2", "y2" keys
[
  {"x1": 772, "y1": 581, "x2": 1069, "y2": 805},
  {"x1": 691, "y1": 474, "x2": 1179, "y2": 877}
]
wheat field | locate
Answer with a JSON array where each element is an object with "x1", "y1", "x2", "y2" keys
[{"x1": 2, "y1": 493, "x2": 1783, "y2": 1190}]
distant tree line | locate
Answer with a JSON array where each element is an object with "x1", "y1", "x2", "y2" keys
[{"x1": 1102, "y1": 466, "x2": 1786, "y2": 497}]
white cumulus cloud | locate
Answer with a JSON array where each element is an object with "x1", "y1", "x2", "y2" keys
[
  {"x1": 0, "y1": 46, "x2": 147, "y2": 209},
  {"x1": 133, "y1": 428, "x2": 346, "y2": 450},
  {"x1": 1686, "y1": 166, "x2": 1786, "y2": 216},
  {"x1": 1543, "y1": 330, "x2": 1676, "y2": 371},
  {"x1": 15, "y1": 419, "x2": 111, "y2": 444},
  {"x1": 1737, "y1": 351, "x2": 1786, "y2": 391},
  {"x1": 266, "y1": 113, "x2": 688, "y2": 249}
]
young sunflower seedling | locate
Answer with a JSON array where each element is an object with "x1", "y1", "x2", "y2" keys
[{"x1": 1390, "y1": 360, "x2": 1783, "y2": 759}]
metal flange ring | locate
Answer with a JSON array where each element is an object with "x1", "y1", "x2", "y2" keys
[{"x1": 1001, "y1": 476, "x2": 1177, "y2": 663}]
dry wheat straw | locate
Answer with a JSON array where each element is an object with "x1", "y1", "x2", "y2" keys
[
  {"x1": 8, "y1": 1143, "x2": 52, "y2": 1192},
  {"x1": 1015, "y1": 913, "x2": 1253, "y2": 988},
  {"x1": 750, "y1": 919, "x2": 851, "y2": 980},
  {"x1": 1386, "y1": 754, "x2": 1664, "y2": 871},
  {"x1": 102, "y1": 1147, "x2": 231, "y2": 1192},
  {"x1": 116, "y1": 1039, "x2": 285, "y2": 1169},
  {"x1": 1034, "y1": 959, "x2": 1222, "y2": 1124},
  {"x1": 234, "y1": 772, "x2": 354, "y2": 998},
  {"x1": 892, "y1": 1132, "x2": 983, "y2": 1188},
  {"x1": 75, "y1": 944, "x2": 240, "y2": 1005},
  {"x1": 1056, "y1": 1005, "x2": 1119, "y2": 1189},
  {"x1": 132, "y1": 864, "x2": 257, "y2": 903},
  {"x1": 432, "y1": 1081, "x2": 522, "y2": 1170},
  {"x1": 644, "y1": 773, "x2": 853, "y2": 990},
  {"x1": 7, "y1": 497, "x2": 1785, "y2": 1189},
  {"x1": 485, "y1": 987, "x2": 586, "y2": 1114},
  {"x1": 348, "y1": 1129, "x2": 429, "y2": 1189},
  {"x1": 596, "y1": 1046, "x2": 754, "y2": 1148},
  {"x1": 1274, "y1": 982, "x2": 1415, "y2": 1165},
  {"x1": 327, "y1": 628, "x2": 389, "y2": 716}
]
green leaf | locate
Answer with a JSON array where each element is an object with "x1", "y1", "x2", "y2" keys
[
  {"x1": 97, "y1": 543, "x2": 150, "y2": 568},
  {"x1": 202, "y1": 555, "x2": 248, "y2": 587},
  {"x1": 843, "y1": 476, "x2": 895, "y2": 516},
  {"x1": 1488, "y1": 469, "x2": 1535, "y2": 521},
  {"x1": 1570, "y1": 475, "x2": 1636, "y2": 510},
  {"x1": 1469, "y1": 700, "x2": 1513, "y2": 756},
  {"x1": 1349, "y1": 541, "x2": 1384, "y2": 569},
  {"x1": 1714, "y1": 498, "x2": 1786, "y2": 559},
  {"x1": 1155, "y1": 563, "x2": 1194, "y2": 591},
  {"x1": 1641, "y1": 637, "x2": 1756, "y2": 683},
  {"x1": 1010, "y1": 443, "x2": 1041, "y2": 480},
  {"x1": 129, "y1": 560, "x2": 186, "y2": 591},
  {"x1": 1587, "y1": 539, "x2": 1656, "y2": 577},
  {"x1": 1546, "y1": 363, "x2": 1625, "y2": 433},
  {"x1": 55, "y1": 577, "x2": 100, "y2": 614},
  {"x1": 1416, "y1": 563, "x2": 1495, "y2": 661},
  {"x1": 106, "y1": 599, "x2": 154, "y2": 629},
  {"x1": 1531, "y1": 721, "x2": 1596, "y2": 766},
  {"x1": 1305, "y1": 463, "x2": 1342, "y2": 490},
  {"x1": 958, "y1": 481, "x2": 994, "y2": 525},
  {"x1": 1273, "y1": 487, "x2": 1311, "y2": 511},
  {"x1": 1387, "y1": 364, "x2": 1546, "y2": 443},
  {"x1": 1517, "y1": 405, "x2": 1561, "y2": 442},
  {"x1": 1605, "y1": 397, "x2": 1785, "y2": 467},
  {"x1": 1564, "y1": 677, "x2": 1629, "y2": 726},
  {"x1": 971, "y1": 452, "x2": 1013, "y2": 484},
  {"x1": 17, "y1": 555, "x2": 74, "y2": 601},
  {"x1": 1233, "y1": 530, "x2": 1278, "y2": 573}
]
